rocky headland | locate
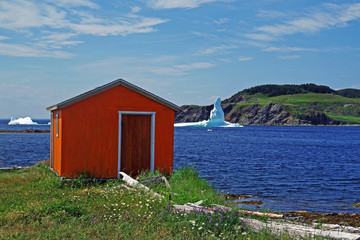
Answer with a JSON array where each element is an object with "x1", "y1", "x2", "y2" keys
[{"x1": 175, "y1": 84, "x2": 360, "y2": 126}]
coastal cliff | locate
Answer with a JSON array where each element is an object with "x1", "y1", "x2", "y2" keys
[{"x1": 175, "y1": 84, "x2": 360, "y2": 126}]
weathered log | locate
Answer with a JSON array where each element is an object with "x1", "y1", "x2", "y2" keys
[
  {"x1": 242, "y1": 217, "x2": 360, "y2": 240},
  {"x1": 238, "y1": 210, "x2": 283, "y2": 219},
  {"x1": 140, "y1": 175, "x2": 171, "y2": 189},
  {"x1": 119, "y1": 172, "x2": 164, "y2": 199},
  {"x1": 172, "y1": 201, "x2": 360, "y2": 239},
  {"x1": 173, "y1": 201, "x2": 230, "y2": 214}
]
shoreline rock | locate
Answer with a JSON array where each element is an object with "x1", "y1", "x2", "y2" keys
[{"x1": 0, "y1": 129, "x2": 50, "y2": 133}]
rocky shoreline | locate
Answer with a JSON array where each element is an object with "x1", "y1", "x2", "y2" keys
[
  {"x1": 0, "y1": 129, "x2": 50, "y2": 133},
  {"x1": 175, "y1": 103, "x2": 360, "y2": 126},
  {"x1": 221, "y1": 194, "x2": 360, "y2": 228}
]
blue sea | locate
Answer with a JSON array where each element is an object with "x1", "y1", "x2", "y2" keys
[
  {"x1": 0, "y1": 119, "x2": 50, "y2": 168},
  {"x1": 1, "y1": 118, "x2": 359, "y2": 213}
]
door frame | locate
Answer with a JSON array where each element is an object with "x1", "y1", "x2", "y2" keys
[
  {"x1": 50, "y1": 112, "x2": 54, "y2": 168},
  {"x1": 118, "y1": 111, "x2": 156, "y2": 178}
]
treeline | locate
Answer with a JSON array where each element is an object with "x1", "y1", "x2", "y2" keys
[
  {"x1": 242, "y1": 84, "x2": 334, "y2": 97},
  {"x1": 242, "y1": 83, "x2": 360, "y2": 98},
  {"x1": 336, "y1": 89, "x2": 360, "y2": 98}
]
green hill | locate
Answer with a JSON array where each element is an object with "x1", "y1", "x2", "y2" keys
[
  {"x1": 227, "y1": 92, "x2": 360, "y2": 124},
  {"x1": 175, "y1": 84, "x2": 360, "y2": 125}
]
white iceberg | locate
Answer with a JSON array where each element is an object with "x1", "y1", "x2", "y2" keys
[
  {"x1": 8, "y1": 117, "x2": 38, "y2": 125},
  {"x1": 175, "y1": 97, "x2": 243, "y2": 128}
]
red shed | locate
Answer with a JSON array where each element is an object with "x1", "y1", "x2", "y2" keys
[{"x1": 46, "y1": 79, "x2": 179, "y2": 178}]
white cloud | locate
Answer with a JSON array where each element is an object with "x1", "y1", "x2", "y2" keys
[
  {"x1": 0, "y1": 1, "x2": 68, "y2": 29},
  {"x1": 197, "y1": 45, "x2": 238, "y2": 55},
  {"x1": 68, "y1": 17, "x2": 168, "y2": 36},
  {"x1": 244, "y1": 33, "x2": 277, "y2": 41},
  {"x1": 0, "y1": 1, "x2": 167, "y2": 35},
  {"x1": 174, "y1": 62, "x2": 216, "y2": 70},
  {"x1": 0, "y1": 1, "x2": 168, "y2": 58},
  {"x1": 256, "y1": 9, "x2": 287, "y2": 19},
  {"x1": 147, "y1": 0, "x2": 233, "y2": 9},
  {"x1": 39, "y1": 33, "x2": 83, "y2": 48},
  {"x1": 262, "y1": 46, "x2": 318, "y2": 52},
  {"x1": 0, "y1": 35, "x2": 8, "y2": 40},
  {"x1": 148, "y1": 67, "x2": 186, "y2": 76},
  {"x1": 0, "y1": 84, "x2": 31, "y2": 96},
  {"x1": 214, "y1": 18, "x2": 229, "y2": 25},
  {"x1": 247, "y1": 3, "x2": 360, "y2": 41},
  {"x1": 0, "y1": 42, "x2": 73, "y2": 58},
  {"x1": 238, "y1": 56, "x2": 253, "y2": 62},
  {"x1": 75, "y1": 57, "x2": 214, "y2": 77},
  {"x1": 278, "y1": 55, "x2": 300, "y2": 60},
  {"x1": 46, "y1": 0, "x2": 99, "y2": 9},
  {"x1": 131, "y1": 6, "x2": 141, "y2": 13}
]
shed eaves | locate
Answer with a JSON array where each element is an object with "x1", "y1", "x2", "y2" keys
[{"x1": 46, "y1": 78, "x2": 180, "y2": 112}]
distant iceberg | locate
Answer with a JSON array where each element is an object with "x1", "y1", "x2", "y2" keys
[
  {"x1": 8, "y1": 117, "x2": 38, "y2": 125},
  {"x1": 174, "y1": 97, "x2": 243, "y2": 128}
]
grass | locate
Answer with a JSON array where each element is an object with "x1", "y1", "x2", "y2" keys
[{"x1": 0, "y1": 163, "x2": 328, "y2": 239}]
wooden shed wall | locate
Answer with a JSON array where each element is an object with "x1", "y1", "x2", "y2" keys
[{"x1": 56, "y1": 85, "x2": 174, "y2": 178}]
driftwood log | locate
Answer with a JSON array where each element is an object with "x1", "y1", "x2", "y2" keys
[
  {"x1": 119, "y1": 172, "x2": 164, "y2": 199},
  {"x1": 173, "y1": 202, "x2": 283, "y2": 218},
  {"x1": 238, "y1": 210, "x2": 283, "y2": 219},
  {"x1": 140, "y1": 175, "x2": 171, "y2": 189},
  {"x1": 242, "y1": 217, "x2": 360, "y2": 240},
  {"x1": 172, "y1": 201, "x2": 360, "y2": 239}
]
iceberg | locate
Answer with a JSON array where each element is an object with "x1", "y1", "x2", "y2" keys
[
  {"x1": 8, "y1": 117, "x2": 38, "y2": 125},
  {"x1": 174, "y1": 97, "x2": 243, "y2": 128}
]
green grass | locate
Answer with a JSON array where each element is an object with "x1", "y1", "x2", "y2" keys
[
  {"x1": 227, "y1": 93, "x2": 360, "y2": 124},
  {"x1": 238, "y1": 93, "x2": 360, "y2": 106},
  {"x1": 326, "y1": 115, "x2": 360, "y2": 124},
  {"x1": 0, "y1": 163, "x2": 327, "y2": 239}
]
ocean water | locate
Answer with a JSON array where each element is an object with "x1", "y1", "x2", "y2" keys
[
  {"x1": 0, "y1": 119, "x2": 50, "y2": 167},
  {"x1": 174, "y1": 126, "x2": 360, "y2": 214},
  {"x1": 1, "y1": 118, "x2": 359, "y2": 213}
]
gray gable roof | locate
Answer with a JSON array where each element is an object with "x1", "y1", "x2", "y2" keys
[{"x1": 46, "y1": 78, "x2": 180, "y2": 111}]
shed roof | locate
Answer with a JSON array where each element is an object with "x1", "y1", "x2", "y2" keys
[{"x1": 46, "y1": 78, "x2": 180, "y2": 111}]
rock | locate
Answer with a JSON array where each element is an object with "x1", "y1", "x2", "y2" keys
[
  {"x1": 220, "y1": 193, "x2": 254, "y2": 200},
  {"x1": 175, "y1": 103, "x2": 340, "y2": 126},
  {"x1": 339, "y1": 221, "x2": 349, "y2": 226},
  {"x1": 0, "y1": 129, "x2": 50, "y2": 133},
  {"x1": 239, "y1": 200, "x2": 264, "y2": 205},
  {"x1": 239, "y1": 103, "x2": 290, "y2": 125},
  {"x1": 222, "y1": 93, "x2": 246, "y2": 103},
  {"x1": 298, "y1": 112, "x2": 339, "y2": 125},
  {"x1": 353, "y1": 203, "x2": 360, "y2": 208},
  {"x1": 174, "y1": 105, "x2": 213, "y2": 123}
]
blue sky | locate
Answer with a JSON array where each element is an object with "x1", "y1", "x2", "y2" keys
[{"x1": 0, "y1": 0, "x2": 360, "y2": 118}]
